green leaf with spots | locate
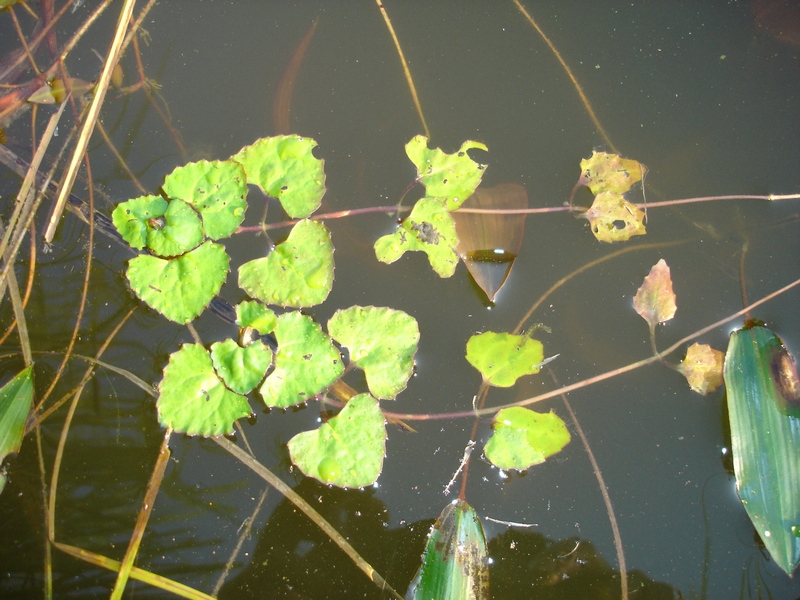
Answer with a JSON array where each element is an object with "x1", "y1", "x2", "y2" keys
[
  {"x1": 238, "y1": 219, "x2": 334, "y2": 308},
  {"x1": 162, "y1": 159, "x2": 248, "y2": 240},
  {"x1": 374, "y1": 197, "x2": 460, "y2": 277},
  {"x1": 484, "y1": 407, "x2": 570, "y2": 471},
  {"x1": 287, "y1": 393, "x2": 386, "y2": 488},
  {"x1": 405, "y1": 135, "x2": 488, "y2": 210},
  {"x1": 328, "y1": 306, "x2": 419, "y2": 399},
  {"x1": 232, "y1": 135, "x2": 326, "y2": 218},
  {"x1": 465, "y1": 331, "x2": 545, "y2": 387},
  {"x1": 235, "y1": 300, "x2": 277, "y2": 334},
  {"x1": 210, "y1": 338, "x2": 272, "y2": 395},
  {"x1": 126, "y1": 241, "x2": 229, "y2": 324},
  {"x1": 157, "y1": 343, "x2": 251, "y2": 437},
  {"x1": 145, "y1": 199, "x2": 204, "y2": 257},
  {"x1": 112, "y1": 195, "x2": 168, "y2": 250},
  {"x1": 259, "y1": 312, "x2": 344, "y2": 408}
]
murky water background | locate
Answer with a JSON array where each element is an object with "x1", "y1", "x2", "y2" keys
[{"x1": 1, "y1": 1, "x2": 799, "y2": 598}]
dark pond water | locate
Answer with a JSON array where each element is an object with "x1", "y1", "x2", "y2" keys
[{"x1": 1, "y1": 1, "x2": 799, "y2": 598}]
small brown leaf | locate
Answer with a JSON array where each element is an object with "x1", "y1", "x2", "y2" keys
[
  {"x1": 583, "y1": 191, "x2": 646, "y2": 243},
  {"x1": 633, "y1": 259, "x2": 677, "y2": 331},
  {"x1": 678, "y1": 343, "x2": 725, "y2": 395}
]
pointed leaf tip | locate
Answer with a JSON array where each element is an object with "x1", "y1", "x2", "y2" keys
[{"x1": 633, "y1": 259, "x2": 677, "y2": 331}]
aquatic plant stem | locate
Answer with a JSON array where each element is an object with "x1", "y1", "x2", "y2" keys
[
  {"x1": 512, "y1": 0, "x2": 618, "y2": 154},
  {"x1": 374, "y1": 0, "x2": 431, "y2": 139}
]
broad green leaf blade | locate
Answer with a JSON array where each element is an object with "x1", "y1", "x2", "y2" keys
[
  {"x1": 235, "y1": 300, "x2": 277, "y2": 334},
  {"x1": 677, "y1": 342, "x2": 724, "y2": 395},
  {"x1": 484, "y1": 407, "x2": 570, "y2": 471},
  {"x1": 452, "y1": 183, "x2": 528, "y2": 301},
  {"x1": 232, "y1": 135, "x2": 326, "y2": 218},
  {"x1": 0, "y1": 366, "x2": 33, "y2": 494},
  {"x1": 582, "y1": 191, "x2": 646, "y2": 243},
  {"x1": 405, "y1": 136, "x2": 488, "y2": 210},
  {"x1": 259, "y1": 312, "x2": 344, "y2": 408},
  {"x1": 374, "y1": 197, "x2": 460, "y2": 277},
  {"x1": 111, "y1": 195, "x2": 168, "y2": 250},
  {"x1": 144, "y1": 198, "x2": 204, "y2": 257},
  {"x1": 238, "y1": 219, "x2": 334, "y2": 308},
  {"x1": 407, "y1": 499, "x2": 489, "y2": 600},
  {"x1": 465, "y1": 331, "x2": 545, "y2": 387},
  {"x1": 724, "y1": 324, "x2": 800, "y2": 576},
  {"x1": 162, "y1": 159, "x2": 248, "y2": 240},
  {"x1": 126, "y1": 241, "x2": 229, "y2": 324},
  {"x1": 157, "y1": 344, "x2": 251, "y2": 437},
  {"x1": 578, "y1": 151, "x2": 647, "y2": 195},
  {"x1": 210, "y1": 339, "x2": 272, "y2": 395},
  {"x1": 633, "y1": 259, "x2": 677, "y2": 332},
  {"x1": 287, "y1": 393, "x2": 386, "y2": 488},
  {"x1": 327, "y1": 306, "x2": 419, "y2": 399}
]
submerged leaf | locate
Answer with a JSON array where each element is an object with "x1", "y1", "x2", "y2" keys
[
  {"x1": 0, "y1": 366, "x2": 33, "y2": 494},
  {"x1": 405, "y1": 136, "x2": 488, "y2": 209},
  {"x1": 583, "y1": 191, "x2": 646, "y2": 243},
  {"x1": 579, "y1": 151, "x2": 646, "y2": 195},
  {"x1": 232, "y1": 135, "x2": 326, "y2": 218},
  {"x1": 484, "y1": 407, "x2": 570, "y2": 471},
  {"x1": 238, "y1": 219, "x2": 334, "y2": 308},
  {"x1": 724, "y1": 323, "x2": 800, "y2": 576},
  {"x1": 678, "y1": 343, "x2": 724, "y2": 395},
  {"x1": 157, "y1": 344, "x2": 251, "y2": 437},
  {"x1": 407, "y1": 499, "x2": 489, "y2": 600},
  {"x1": 633, "y1": 259, "x2": 677, "y2": 332},
  {"x1": 327, "y1": 306, "x2": 419, "y2": 399},
  {"x1": 452, "y1": 183, "x2": 528, "y2": 301},
  {"x1": 287, "y1": 393, "x2": 386, "y2": 488},
  {"x1": 465, "y1": 331, "x2": 545, "y2": 387},
  {"x1": 259, "y1": 312, "x2": 344, "y2": 408},
  {"x1": 374, "y1": 197, "x2": 460, "y2": 277}
]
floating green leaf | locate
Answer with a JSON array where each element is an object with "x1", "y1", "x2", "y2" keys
[
  {"x1": 484, "y1": 407, "x2": 570, "y2": 471},
  {"x1": 466, "y1": 331, "x2": 545, "y2": 387},
  {"x1": 0, "y1": 366, "x2": 33, "y2": 495},
  {"x1": 374, "y1": 197, "x2": 460, "y2": 277},
  {"x1": 678, "y1": 342, "x2": 725, "y2": 395},
  {"x1": 633, "y1": 259, "x2": 677, "y2": 334},
  {"x1": 162, "y1": 159, "x2": 247, "y2": 240},
  {"x1": 327, "y1": 306, "x2": 419, "y2": 399},
  {"x1": 232, "y1": 135, "x2": 326, "y2": 218},
  {"x1": 111, "y1": 195, "x2": 168, "y2": 251},
  {"x1": 210, "y1": 338, "x2": 272, "y2": 395},
  {"x1": 407, "y1": 499, "x2": 489, "y2": 600},
  {"x1": 579, "y1": 151, "x2": 646, "y2": 195},
  {"x1": 157, "y1": 344, "x2": 251, "y2": 437},
  {"x1": 126, "y1": 241, "x2": 229, "y2": 324},
  {"x1": 259, "y1": 312, "x2": 344, "y2": 408},
  {"x1": 235, "y1": 300, "x2": 277, "y2": 334},
  {"x1": 405, "y1": 135, "x2": 488, "y2": 210},
  {"x1": 583, "y1": 191, "x2": 646, "y2": 243},
  {"x1": 287, "y1": 393, "x2": 386, "y2": 488},
  {"x1": 724, "y1": 323, "x2": 800, "y2": 576},
  {"x1": 238, "y1": 219, "x2": 334, "y2": 308}
]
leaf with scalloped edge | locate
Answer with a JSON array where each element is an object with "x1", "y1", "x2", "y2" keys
[
  {"x1": 466, "y1": 331, "x2": 545, "y2": 387},
  {"x1": 157, "y1": 343, "x2": 251, "y2": 436},
  {"x1": 162, "y1": 159, "x2": 248, "y2": 240},
  {"x1": 287, "y1": 393, "x2": 386, "y2": 488},
  {"x1": 232, "y1": 135, "x2": 326, "y2": 218},
  {"x1": 239, "y1": 219, "x2": 334, "y2": 308},
  {"x1": 259, "y1": 312, "x2": 344, "y2": 408},
  {"x1": 405, "y1": 135, "x2": 488, "y2": 210},
  {"x1": 374, "y1": 197, "x2": 459, "y2": 277},
  {"x1": 578, "y1": 151, "x2": 647, "y2": 195},
  {"x1": 328, "y1": 306, "x2": 419, "y2": 399},
  {"x1": 126, "y1": 241, "x2": 229, "y2": 324},
  {"x1": 633, "y1": 259, "x2": 677, "y2": 334},
  {"x1": 677, "y1": 343, "x2": 725, "y2": 395},
  {"x1": 210, "y1": 338, "x2": 272, "y2": 395},
  {"x1": 582, "y1": 191, "x2": 646, "y2": 243},
  {"x1": 484, "y1": 407, "x2": 570, "y2": 471},
  {"x1": 235, "y1": 300, "x2": 277, "y2": 334},
  {"x1": 112, "y1": 195, "x2": 168, "y2": 251}
]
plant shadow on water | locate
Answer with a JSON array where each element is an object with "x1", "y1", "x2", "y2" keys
[{"x1": 0, "y1": 1, "x2": 799, "y2": 599}]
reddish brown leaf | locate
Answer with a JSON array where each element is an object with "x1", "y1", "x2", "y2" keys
[{"x1": 633, "y1": 259, "x2": 677, "y2": 331}]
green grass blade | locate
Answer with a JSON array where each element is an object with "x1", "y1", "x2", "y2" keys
[{"x1": 0, "y1": 366, "x2": 33, "y2": 494}]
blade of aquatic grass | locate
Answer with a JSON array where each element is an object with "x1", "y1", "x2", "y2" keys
[
  {"x1": 111, "y1": 429, "x2": 172, "y2": 599},
  {"x1": 0, "y1": 366, "x2": 33, "y2": 495},
  {"x1": 215, "y1": 436, "x2": 405, "y2": 600},
  {"x1": 44, "y1": 0, "x2": 136, "y2": 244},
  {"x1": 0, "y1": 220, "x2": 32, "y2": 365},
  {"x1": 52, "y1": 541, "x2": 216, "y2": 600}
]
